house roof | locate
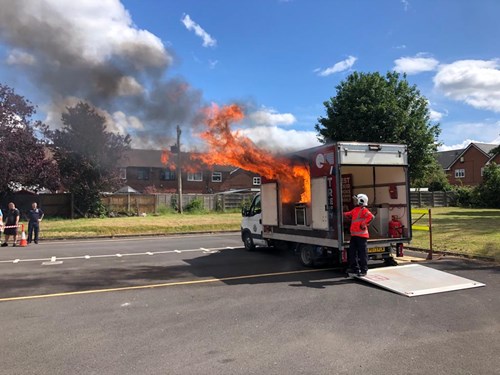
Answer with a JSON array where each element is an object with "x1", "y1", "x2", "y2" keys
[
  {"x1": 474, "y1": 143, "x2": 499, "y2": 155},
  {"x1": 436, "y1": 149, "x2": 465, "y2": 170},
  {"x1": 436, "y1": 142, "x2": 499, "y2": 170}
]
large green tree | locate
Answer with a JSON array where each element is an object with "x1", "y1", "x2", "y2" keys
[
  {"x1": 315, "y1": 71, "x2": 440, "y2": 183},
  {"x1": 44, "y1": 102, "x2": 131, "y2": 216},
  {"x1": 474, "y1": 162, "x2": 500, "y2": 208},
  {"x1": 0, "y1": 83, "x2": 60, "y2": 194}
]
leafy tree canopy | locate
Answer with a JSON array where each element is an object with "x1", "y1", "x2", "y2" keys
[
  {"x1": 0, "y1": 83, "x2": 60, "y2": 193},
  {"x1": 474, "y1": 162, "x2": 500, "y2": 208},
  {"x1": 43, "y1": 102, "x2": 131, "y2": 216},
  {"x1": 315, "y1": 71, "x2": 440, "y2": 183}
]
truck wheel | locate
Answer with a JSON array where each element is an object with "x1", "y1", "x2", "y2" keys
[
  {"x1": 299, "y1": 245, "x2": 316, "y2": 267},
  {"x1": 243, "y1": 232, "x2": 255, "y2": 251}
]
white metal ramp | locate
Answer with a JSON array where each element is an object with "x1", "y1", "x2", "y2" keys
[{"x1": 354, "y1": 264, "x2": 485, "y2": 297}]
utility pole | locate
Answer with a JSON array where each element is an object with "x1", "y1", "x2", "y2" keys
[{"x1": 176, "y1": 125, "x2": 183, "y2": 214}]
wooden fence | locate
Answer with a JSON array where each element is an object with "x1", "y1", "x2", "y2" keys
[
  {"x1": 101, "y1": 192, "x2": 255, "y2": 214},
  {"x1": 410, "y1": 191, "x2": 455, "y2": 207}
]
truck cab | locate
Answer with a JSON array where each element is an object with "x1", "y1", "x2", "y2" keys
[{"x1": 241, "y1": 193, "x2": 267, "y2": 250}]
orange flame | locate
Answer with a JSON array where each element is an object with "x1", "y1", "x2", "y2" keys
[
  {"x1": 161, "y1": 149, "x2": 170, "y2": 165},
  {"x1": 195, "y1": 103, "x2": 310, "y2": 203}
]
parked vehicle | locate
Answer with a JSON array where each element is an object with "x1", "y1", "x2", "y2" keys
[{"x1": 241, "y1": 142, "x2": 411, "y2": 267}]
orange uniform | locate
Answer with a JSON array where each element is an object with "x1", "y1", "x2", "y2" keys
[{"x1": 344, "y1": 206, "x2": 374, "y2": 238}]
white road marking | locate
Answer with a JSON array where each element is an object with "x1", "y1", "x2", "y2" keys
[
  {"x1": 0, "y1": 246, "x2": 239, "y2": 265},
  {"x1": 42, "y1": 256, "x2": 63, "y2": 265},
  {"x1": 36, "y1": 232, "x2": 240, "y2": 247},
  {"x1": 116, "y1": 254, "x2": 122, "y2": 257}
]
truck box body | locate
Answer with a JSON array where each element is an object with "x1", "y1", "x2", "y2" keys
[{"x1": 241, "y1": 142, "x2": 412, "y2": 265}]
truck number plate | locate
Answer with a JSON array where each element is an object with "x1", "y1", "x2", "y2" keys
[{"x1": 368, "y1": 247, "x2": 385, "y2": 253}]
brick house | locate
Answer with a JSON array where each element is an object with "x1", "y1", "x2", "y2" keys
[
  {"x1": 436, "y1": 143, "x2": 500, "y2": 186},
  {"x1": 117, "y1": 149, "x2": 261, "y2": 193}
]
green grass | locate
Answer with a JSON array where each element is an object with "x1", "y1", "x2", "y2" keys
[
  {"x1": 37, "y1": 212, "x2": 242, "y2": 239},
  {"x1": 410, "y1": 207, "x2": 500, "y2": 260},
  {"x1": 30, "y1": 208, "x2": 500, "y2": 260}
]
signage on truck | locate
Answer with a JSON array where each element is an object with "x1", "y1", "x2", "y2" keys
[
  {"x1": 341, "y1": 174, "x2": 353, "y2": 211},
  {"x1": 310, "y1": 145, "x2": 335, "y2": 178}
]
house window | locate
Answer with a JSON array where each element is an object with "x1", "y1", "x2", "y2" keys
[
  {"x1": 187, "y1": 172, "x2": 203, "y2": 182},
  {"x1": 455, "y1": 169, "x2": 465, "y2": 178},
  {"x1": 211, "y1": 172, "x2": 222, "y2": 182},
  {"x1": 253, "y1": 177, "x2": 261, "y2": 185},
  {"x1": 161, "y1": 169, "x2": 176, "y2": 181},
  {"x1": 137, "y1": 167, "x2": 150, "y2": 180},
  {"x1": 119, "y1": 168, "x2": 127, "y2": 180}
]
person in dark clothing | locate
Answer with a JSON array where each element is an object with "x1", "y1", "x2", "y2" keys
[
  {"x1": 2, "y1": 202, "x2": 20, "y2": 247},
  {"x1": 28, "y1": 202, "x2": 44, "y2": 244}
]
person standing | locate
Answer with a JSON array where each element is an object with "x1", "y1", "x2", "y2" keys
[
  {"x1": 27, "y1": 202, "x2": 44, "y2": 244},
  {"x1": 343, "y1": 194, "x2": 374, "y2": 276},
  {"x1": 2, "y1": 202, "x2": 20, "y2": 247}
]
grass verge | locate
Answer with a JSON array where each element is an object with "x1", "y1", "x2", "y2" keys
[{"x1": 410, "y1": 207, "x2": 500, "y2": 260}]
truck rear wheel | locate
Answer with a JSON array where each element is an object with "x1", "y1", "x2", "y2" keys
[
  {"x1": 242, "y1": 232, "x2": 255, "y2": 251},
  {"x1": 299, "y1": 245, "x2": 316, "y2": 267}
]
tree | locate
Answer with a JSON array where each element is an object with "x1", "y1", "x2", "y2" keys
[
  {"x1": 315, "y1": 71, "x2": 440, "y2": 183},
  {"x1": 44, "y1": 102, "x2": 131, "y2": 216},
  {"x1": 474, "y1": 163, "x2": 500, "y2": 208},
  {"x1": 417, "y1": 159, "x2": 451, "y2": 192},
  {"x1": 489, "y1": 145, "x2": 500, "y2": 157},
  {"x1": 0, "y1": 83, "x2": 60, "y2": 194}
]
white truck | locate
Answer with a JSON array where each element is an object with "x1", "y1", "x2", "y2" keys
[{"x1": 241, "y1": 142, "x2": 412, "y2": 267}]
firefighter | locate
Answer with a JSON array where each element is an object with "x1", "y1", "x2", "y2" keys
[{"x1": 344, "y1": 194, "x2": 374, "y2": 276}]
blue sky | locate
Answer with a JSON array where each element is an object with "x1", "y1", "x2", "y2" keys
[{"x1": 0, "y1": 0, "x2": 499, "y2": 151}]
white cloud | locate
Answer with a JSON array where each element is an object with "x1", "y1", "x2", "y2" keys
[
  {"x1": 247, "y1": 108, "x2": 296, "y2": 127},
  {"x1": 439, "y1": 121, "x2": 500, "y2": 149},
  {"x1": 181, "y1": 14, "x2": 217, "y2": 47},
  {"x1": 394, "y1": 54, "x2": 439, "y2": 74},
  {"x1": 401, "y1": 0, "x2": 410, "y2": 11},
  {"x1": 317, "y1": 56, "x2": 357, "y2": 76},
  {"x1": 240, "y1": 126, "x2": 320, "y2": 153},
  {"x1": 437, "y1": 138, "x2": 500, "y2": 151},
  {"x1": 434, "y1": 59, "x2": 500, "y2": 112},
  {"x1": 429, "y1": 109, "x2": 445, "y2": 122},
  {"x1": 6, "y1": 49, "x2": 35, "y2": 65}
]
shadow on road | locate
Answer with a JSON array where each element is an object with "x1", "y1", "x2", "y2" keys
[{"x1": 0, "y1": 247, "x2": 363, "y2": 299}]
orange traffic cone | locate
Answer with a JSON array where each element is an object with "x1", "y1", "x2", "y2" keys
[{"x1": 19, "y1": 225, "x2": 28, "y2": 247}]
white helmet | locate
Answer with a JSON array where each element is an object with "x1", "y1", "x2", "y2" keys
[{"x1": 355, "y1": 194, "x2": 369, "y2": 206}]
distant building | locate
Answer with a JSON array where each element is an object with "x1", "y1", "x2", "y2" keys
[
  {"x1": 117, "y1": 149, "x2": 261, "y2": 193},
  {"x1": 436, "y1": 143, "x2": 500, "y2": 186}
]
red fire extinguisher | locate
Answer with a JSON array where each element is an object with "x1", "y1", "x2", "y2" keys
[{"x1": 388, "y1": 215, "x2": 403, "y2": 238}]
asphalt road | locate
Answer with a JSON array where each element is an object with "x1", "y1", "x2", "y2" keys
[{"x1": 0, "y1": 233, "x2": 498, "y2": 375}]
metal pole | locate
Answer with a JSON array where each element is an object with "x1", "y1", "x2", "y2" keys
[
  {"x1": 426, "y1": 208, "x2": 433, "y2": 260},
  {"x1": 176, "y1": 125, "x2": 183, "y2": 214}
]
